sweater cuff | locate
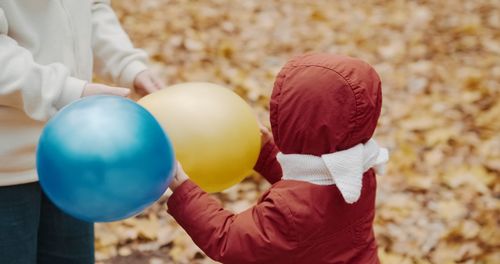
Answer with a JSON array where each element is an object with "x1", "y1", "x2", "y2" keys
[
  {"x1": 55, "y1": 77, "x2": 86, "y2": 109},
  {"x1": 119, "y1": 60, "x2": 148, "y2": 89},
  {"x1": 167, "y1": 180, "x2": 199, "y2": 213}
]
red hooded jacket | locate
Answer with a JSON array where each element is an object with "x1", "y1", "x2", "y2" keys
[{"x1": 167, "y1": 54, "x2": 382, "y2": 264}]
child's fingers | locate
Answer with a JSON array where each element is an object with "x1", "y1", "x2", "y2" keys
[
  {"x1": 259, "y1": 123, "x2": 270, "y2": 134},
  {"x1": 169, "y1": 161, "x2": 189, "y2": 191},
  {"x1": 174, "y1": 162, "x2": 189, "y2": 181},
  {"x1": 174, "y1": 161, "x2": 180, "y2": 177},
  {"x1": 258, "y1": 124, "x2": 273, "y2": 147}
]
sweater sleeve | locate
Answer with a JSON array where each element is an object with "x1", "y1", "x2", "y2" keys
[
  {"x1": 254, "y1": 139, "x2": 283, "y2": 183},
  {"x1": 167, "y1": 180, "x2": 296, "y2": 264},
  {"x1": 0, "y1": 8, "x2": 86, "y2": 121},
  {"x1": 90, "y1": 0, "x2": 148, "y2": 88}
]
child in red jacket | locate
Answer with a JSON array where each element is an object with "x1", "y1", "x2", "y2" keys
[{"x1": 167, "y1": 53, "x2": 389, "y2": 264}]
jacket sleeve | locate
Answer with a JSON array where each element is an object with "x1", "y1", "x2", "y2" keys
[
  {"x1": 91, "y1": 0, "x2": 148, "y2": 88},
  {"x1": 0, "y1": 8, "x2": 86, "y2": 121},
  {"x1": 254, "y1": 139, "x2": 283, "y2": 183},
  {"x1": 167, "y1": 180, "x2": 296, "y2": 264}
]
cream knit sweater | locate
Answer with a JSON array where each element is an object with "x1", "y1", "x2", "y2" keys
[{"x1": 0, "y1": 0, "x2": 148, "y2": 186}]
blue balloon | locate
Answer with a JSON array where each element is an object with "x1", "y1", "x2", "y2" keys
[{"x1": 37, "y1": 96, "x2": 175, "y2": 222}]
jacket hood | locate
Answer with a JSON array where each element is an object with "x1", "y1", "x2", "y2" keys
[{"x1": 270, "y1": 53, "x2": 382, "y2": 156}]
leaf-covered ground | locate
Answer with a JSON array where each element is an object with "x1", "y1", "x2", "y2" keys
[{"x1": 96, "y1": 0, "x2": 500, "y2": 263}]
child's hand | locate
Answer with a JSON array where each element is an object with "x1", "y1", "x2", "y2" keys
[
  {"x1": 82, "y1": 83, "x2": 130, "y2": 97},
  {"x1": 134, "y1": 70, "x2": 165, "y2": 96},
  {"x1": 170, "y1": 161, "x2": 189, "y2": 191},
  {"x1": 260, "y1": 124, "x2": 273, "y2": 147}
]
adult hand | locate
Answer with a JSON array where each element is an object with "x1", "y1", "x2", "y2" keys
[
  {"x1": 134, "y1": 70, "x2": 165, "y2": 96},
  {"x1": 170, "y1": 161, "x2": 189, "y2": 191},
  {"x1": 82, "y1": 83, "x2": 130, "y2": 97}
]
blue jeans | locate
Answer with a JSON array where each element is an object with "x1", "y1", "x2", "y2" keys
[{"x1": 0, "y1": 182, "x2": 94, "y2": 263}]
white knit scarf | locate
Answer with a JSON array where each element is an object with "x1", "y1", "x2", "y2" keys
[{"x1": 277, "y1": 139, "x2": 389, "y2": 204}]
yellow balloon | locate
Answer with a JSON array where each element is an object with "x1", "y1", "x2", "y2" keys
[{"x1": 138, "y1": 82, "x2": 261, "y2": 193}]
